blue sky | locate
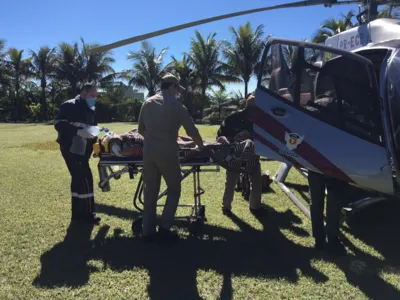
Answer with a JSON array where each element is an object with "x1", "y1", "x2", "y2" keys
[{"x1": 1, "y1": 0, "x2": 363, "y2": 96}]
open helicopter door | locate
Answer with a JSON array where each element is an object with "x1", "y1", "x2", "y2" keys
[
  {"x1": 381, "y1": 47, "x2": 400, "y2": 190},
  {"x1": 253, "y1": 38, "x2": 394, "y2": 196}
]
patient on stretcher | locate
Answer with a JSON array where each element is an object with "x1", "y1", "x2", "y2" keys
[
  {"x1": 93, "y1": 128, "x2": 216, "y2": 157},
  {"x1": 93, "y1": 128, "x2": 259, "y2": 174}
]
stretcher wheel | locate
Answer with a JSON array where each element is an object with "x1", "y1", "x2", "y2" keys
[
  {"x1": 189, "y1": 218, "x2": 204, "y2": 237},
  {"x1": 113, "y1": 174, "x2": 121, "y2": 180},
  {"x1": 198, "y1": 205, "x2": 206, "y2": 218}
]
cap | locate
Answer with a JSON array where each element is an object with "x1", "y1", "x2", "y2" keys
[{"x1": 161, "y1": 73, "x2": 186, "y2": 91}]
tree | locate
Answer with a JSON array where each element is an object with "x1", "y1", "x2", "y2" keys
[
  {"x1": 123, "y1": 40, "x2": 168, "y2": 97},
  {"x1": 312, "y1": 6, "x2": 400, "y2": 44},
  {"x1": 55, "y1": 39, "x2": 117, "y2": 99},
  {"x1": 6, "y1": 48, "x2": 32, "y2": 120},
  {"x1": 55, "y1": 42, "x2": 85, "y2": 98},
  {"x1": 312, "y1": 12, "x2": 355, "y2": 44},
  {"x1": 0, "y1": 40, "x2": 10, "y2": 107},
  {"x1": 377, "y1": 5, "x2": 400, "y2": 18},
  {"x1": 166, "y1": 53, "x2": 199, "y2": 115},
  {"x1": 230, "y1": 90, "x2": 246, "y2": 108},
  {"x1": 29, "y1": 46, "x2": 57, "y2": 120},
  {"x1": 223, "y1": 22, "x2": 267, "y2": 97},
  {"x1": 209, "y1": 89, "x2": 229, "y2": 120},
  {"x1": 80, "y1": 38, "x2": 117, "y2": 88},
  {"x1": 187, "y1": 30, "x2": 240, "y2": 117}
]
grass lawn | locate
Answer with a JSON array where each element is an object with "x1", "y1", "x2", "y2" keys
[{"x1": 1, "y1": 122, "x2": 400, "y2": 299}]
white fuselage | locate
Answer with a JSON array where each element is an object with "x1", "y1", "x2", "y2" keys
[{"x1": 325, "y1": 18, "x2": 400, "y2": 52}]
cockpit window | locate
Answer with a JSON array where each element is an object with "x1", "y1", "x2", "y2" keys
[
  {"x1": 259, "y1": 44, "x2": 297, "y2": 102},
  {"x1": 258, "y1": 42, "x2": 383, "y2": 145}
]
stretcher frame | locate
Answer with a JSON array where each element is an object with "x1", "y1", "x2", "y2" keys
[{"x1": 97, "y1": 155, "x2": 220, "y2": 227}]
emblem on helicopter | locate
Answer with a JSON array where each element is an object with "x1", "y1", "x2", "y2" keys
[{"x1": 284, "y1": 132, "x2": 304, "y2": 150}]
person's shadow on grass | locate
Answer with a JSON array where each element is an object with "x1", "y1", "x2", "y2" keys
[
  {"x1": 86, "y1": 205, "x2": 328, "y2": 300},
  {"x1": 32, "y1": 200, "x2": 400, "y2": 300},
  {"x1": 32, "y1": 221, "x2": 108, "y2": 288},
  {"x1": 335, "y1": 199, "x2": 400, "y2": 299}
]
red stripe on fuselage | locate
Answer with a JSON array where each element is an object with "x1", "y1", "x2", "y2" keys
[
  {"x1": 254, "y1": 132, "x2": 303, "y2": 169},
  {"x1": 253, "y1": 106, "x2": 354, "y2": 183}
]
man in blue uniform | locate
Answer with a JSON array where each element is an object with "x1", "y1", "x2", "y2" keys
[
  {"x1": 308, "y1": 170, "x2": 347, "y2": 255},
  {"x1": 217, "y1": 94, "x2": 267, "y2": 216},
  {"x1": 54, "y1": 82, "x2": 101, "y2": 224}
]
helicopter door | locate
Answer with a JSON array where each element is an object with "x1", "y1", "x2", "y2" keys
[
  {"x1": 382, "y1": 48, "x2": 400, "y2": 187},
  {"x1": 253, "y1": 39, "x2": 394, "y2": 195}
]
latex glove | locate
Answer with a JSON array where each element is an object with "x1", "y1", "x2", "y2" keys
[{"x1": 77, "y1": 129, "x2": 95, "y2": 139}]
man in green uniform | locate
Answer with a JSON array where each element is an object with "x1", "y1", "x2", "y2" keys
[
  {"x1": 217, "y1": 94, "x2": 267, "y2": 216},
  {"x1": 138, "y1": 74, "x2": 204, "y2": 242}
]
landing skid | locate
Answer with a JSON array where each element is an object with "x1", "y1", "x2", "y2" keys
[{"x1": 272, "y1": 162, "x2": 388, "y2": 224}]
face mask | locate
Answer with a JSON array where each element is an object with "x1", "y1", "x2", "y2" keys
[{"x1": 86, "y1": 97, "x2": 96, "y2": 110}]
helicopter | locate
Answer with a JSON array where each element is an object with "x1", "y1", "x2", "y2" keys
[{"x1": 92, "y1": 0, "x2": 400, "y2": 221}]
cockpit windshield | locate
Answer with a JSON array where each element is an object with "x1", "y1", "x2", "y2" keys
[{"x1": 258, "y1": 39, "x2": 383, "y2": 145}]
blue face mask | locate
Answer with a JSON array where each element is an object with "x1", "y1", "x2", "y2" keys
[{"x1": 86, "y1": 97, "x2": 96, "y2": 109}]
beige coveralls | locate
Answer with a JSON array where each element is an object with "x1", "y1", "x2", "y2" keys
[{"x1": 138, "y1": 90, "x2": 200, "y2": 236}]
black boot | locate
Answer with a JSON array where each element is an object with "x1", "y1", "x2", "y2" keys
[
  {"x1": 85, "y1": 213, "x2": 101, "y2": 224},
  {"x1": 315, "y1": 236, "x2": 326, "y2": 250},
  {"x1": 72, "y1": 212, "x2": 101, "y2": 225},
  {"x1": 327, "y1": 236, "x2": 346, "y2": 256},
  {"x1": 250, "y1": 206, "x2": 269, "y2": 217},
  {"x1": 157, "y1": 227, "x2": 180, "y2": 244}
]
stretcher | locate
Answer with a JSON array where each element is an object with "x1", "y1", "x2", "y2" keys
[{"x1": 97, "y1": 151, "x2": 220, "y2": 227}]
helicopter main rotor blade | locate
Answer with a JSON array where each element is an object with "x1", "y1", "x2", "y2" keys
[{"x1": 92, "y1": 0, "x2": 359, "y2": 53}]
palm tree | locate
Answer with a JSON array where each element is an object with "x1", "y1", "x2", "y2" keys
[
  {"x1": 312, "y1": 10, "x2": 355, "y2": 43},
  {"x1": 230, "y1": 90, "x2": 245, "y2": 107},
  {"x1": 0, "y1": 39, "x2": 9, "y2": 103},
  {"x1": 47, "y1": 80, "x2": 69, "y2": 118},
  {"x1": 80, "y1": 38, "x2": 117, "y2": 88},
  {"x1": 29, "y1": 46, "x2": 57, "y2": 120},
  {"x1": 223, "y1": 22, "x2": 267, "y2": 97},
  {"x1": 123, "y1": 40, "x2": 168, "y2": 97},
  {"x1": 377, "y1": 5, "x2": 400, "y2": 18},
  {"x1": 187, "y1": 30, "x2": 240, "y2": 117},
  {"x1": 166, "y1": 53, "x2": 199, "y2": 115},
  {"x1": 167, "y1": 53, "x2": 196, "y2": 91},
  {"x1": 312, "y1": 6, "x2": 399, "y2": 44},
  {"x1": 209, "y1": 89, "x2": 229, "y2": 120},
  {"x1": 55, "y1": 42, "x2": 85, "y2": 98},
  {"x1": 6, "y1": 48, "x2": 32, "y2": 120}
]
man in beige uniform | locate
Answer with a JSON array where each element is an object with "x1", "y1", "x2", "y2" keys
[{"x1": 138, "y1": 74, "x2": 204, "y2": 242}]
